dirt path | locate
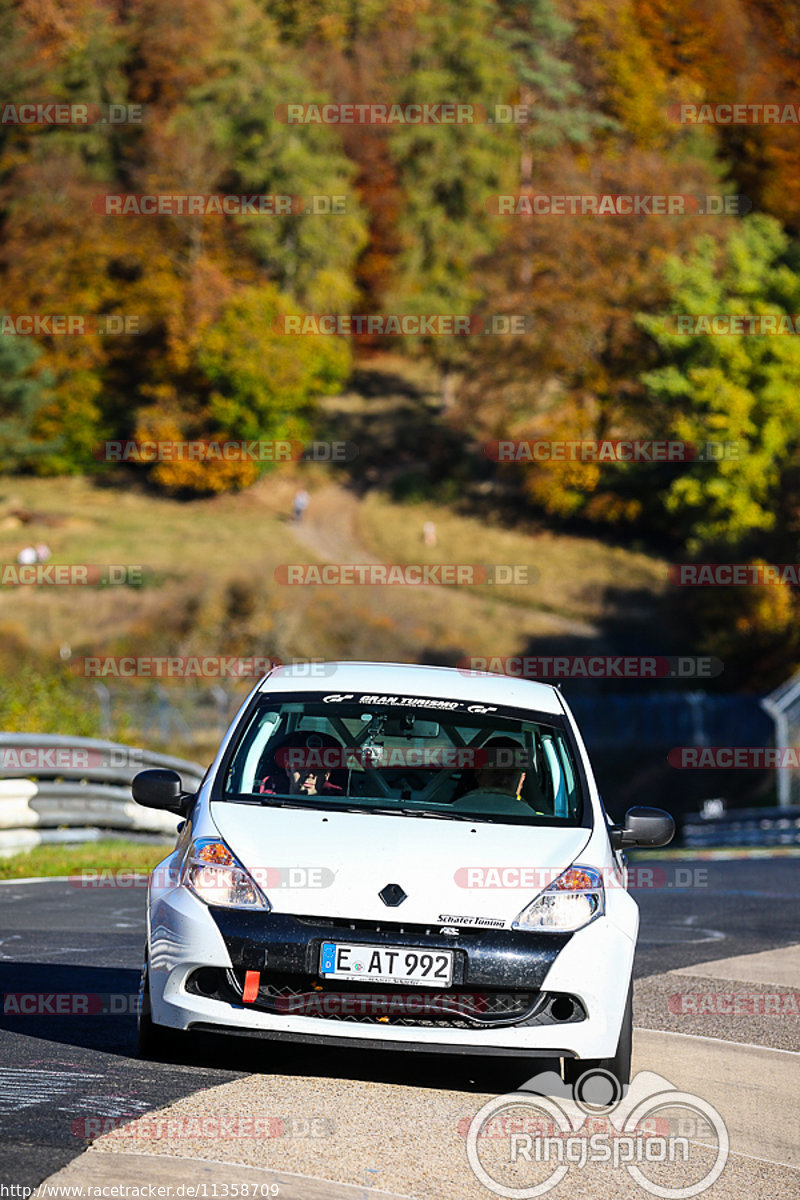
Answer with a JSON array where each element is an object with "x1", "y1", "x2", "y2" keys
[
  {"x1": 287, "y1": 484, "x2": 599, "y2": 640},
  {"x1": 289, "y1": 486, "x2": 380, "y2": 565}
]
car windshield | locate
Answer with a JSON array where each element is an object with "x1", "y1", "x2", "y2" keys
[{"x1": 220, "y1": 692, "x2": 583, "y2": 825}]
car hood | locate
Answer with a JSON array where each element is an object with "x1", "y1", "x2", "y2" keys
[{"x1": 209, "y1": 801, "x2": 592, "y2": 926}]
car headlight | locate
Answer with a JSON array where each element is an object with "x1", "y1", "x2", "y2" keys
[
  {"x1": 181, "y1": 838, "x2": 270, "y2": 910},
  {"x1": 512, "y1": 865, "x2": 604, "y2": 932}
]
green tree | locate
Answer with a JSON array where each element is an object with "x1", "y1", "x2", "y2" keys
[
  {"x1": 0, "y1": 334, "x2": 59, "y2": 471},
  {"x1": 638, "y1": 215, "x2": 800, "y2": 550},
  {"x1": 495, "y1": 0, "x2": 612, "y2": 153},
  {"x1": 157, "y1": 0, "x2": 368, "y2": 311},
  {"x1": 197, "y1": 285, "x2": 352, "y2": 443},
  {"x1": 377, "y1": 0, "x2": 518, "y2": 396}
]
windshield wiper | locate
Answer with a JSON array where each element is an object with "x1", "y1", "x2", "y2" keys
[
  {"x1": 397, "y1": 808, "x2": 482, "y2": 821},
  {"x1": 226, "y1": 796, "x2": 505, "y2": 822},
  {"x1": 358, "y1": 806, "x2": 493, "y2": 821},
  {"x1": 227, "y1": 796, "x2": 328, "y2": 812}
]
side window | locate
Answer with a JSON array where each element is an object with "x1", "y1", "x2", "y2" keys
[
  {"x1": 540, "y1": 735, "x2": 567, "y2": 816},
  {"x1": 554, "y1": 734, "x2": 578, "y2": 816}
]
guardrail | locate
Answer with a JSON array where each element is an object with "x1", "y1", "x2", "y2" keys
[
  {"x1": 683, "y1": 805, "x2": 800, "y2": 848},
  {"x1": 0, "y1": 734, "x2": 207, "y2": 856}
]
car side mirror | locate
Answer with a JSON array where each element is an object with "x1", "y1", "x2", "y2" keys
[
  {"x1": 132, "y1": 768, "x2": 194, "y2": 816},
  {"x1": 610, "y1": 805, "x2": 675, "y2": 850}
]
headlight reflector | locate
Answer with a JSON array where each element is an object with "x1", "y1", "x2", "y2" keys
[
  {"x1": 181, "y1": 838, "x2": 270, "y2": 909},
  {"x1": 513, "y1": 865, "x2": 604, "y2": 932}
]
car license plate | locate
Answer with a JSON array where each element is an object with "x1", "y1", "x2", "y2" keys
[{"x1": 320, "y1": 942, "x2": 454, "y2": 987}]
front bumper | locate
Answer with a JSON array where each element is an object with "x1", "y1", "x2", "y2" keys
[{"x1": 148, "y1": 886, "x2": 636, "y2": 1058}]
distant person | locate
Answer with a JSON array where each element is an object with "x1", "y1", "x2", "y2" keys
[
  {"x1": 422, "y1": 520, "x2": 437, "y2": 547},
  {"x1": 292, "y1": 488, "x2": 310, "y2": 523},
  {"x1": 16, "y1": 545, "x2": 37, "y2": 565}
]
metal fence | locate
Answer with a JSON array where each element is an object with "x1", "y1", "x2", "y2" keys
[
  {"x1": 90, "y1": 682, "x2": 241, "y2": 744},
  {"x1": 683, "y1": 806, "x2": 800, "y2": 848},
  {"x1": 0, "y1": 733, "x2": 206, "y2": 856},
  {"x1": 761, "y1": 670, "x2": 800, "y2": 807}
]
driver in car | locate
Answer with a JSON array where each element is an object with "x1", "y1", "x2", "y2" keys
[
  {"x1": 258, "y1": 730, "x2": 344, "y2": 797},
  {"x1": 470, "y1": 735, "x2": 527, "y2": 798}
]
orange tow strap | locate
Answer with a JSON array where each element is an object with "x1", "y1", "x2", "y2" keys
[{"x1": 242, "y1": 970, "x2": 260, "y2": 1003}]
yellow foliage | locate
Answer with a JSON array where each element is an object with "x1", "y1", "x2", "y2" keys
[{"x1": 132, "y1": 407, "x2": 258, "y2": 494}]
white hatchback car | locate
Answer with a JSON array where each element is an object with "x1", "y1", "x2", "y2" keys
[{"x1": 133, "y1": 661, "x2": 673, "y2": 1085}]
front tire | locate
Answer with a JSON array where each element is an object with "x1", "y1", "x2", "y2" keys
[
  {"x1": 563, "y1": 980, "x2": 632, "y2": 1094},
  {"x1": 137, "y1": 954, "x2": 181, "y2": 1060}
]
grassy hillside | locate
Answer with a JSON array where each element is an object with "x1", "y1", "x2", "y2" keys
[{"x1": 0, "y1": 473, "x2": 667, "y2": 672}]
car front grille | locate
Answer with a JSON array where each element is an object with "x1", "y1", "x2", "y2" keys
[{"x1": 186, "y1": 969, "x2": 585, "y2": 1030}]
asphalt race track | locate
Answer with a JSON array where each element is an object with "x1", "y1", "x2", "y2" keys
[{"x1": 1, "y1": 854, "x2": 798, "y2": 1196}]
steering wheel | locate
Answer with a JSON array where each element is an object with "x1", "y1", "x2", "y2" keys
[{"x1": 449, "y1": 788, "x2": 527, "y2": 815}]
